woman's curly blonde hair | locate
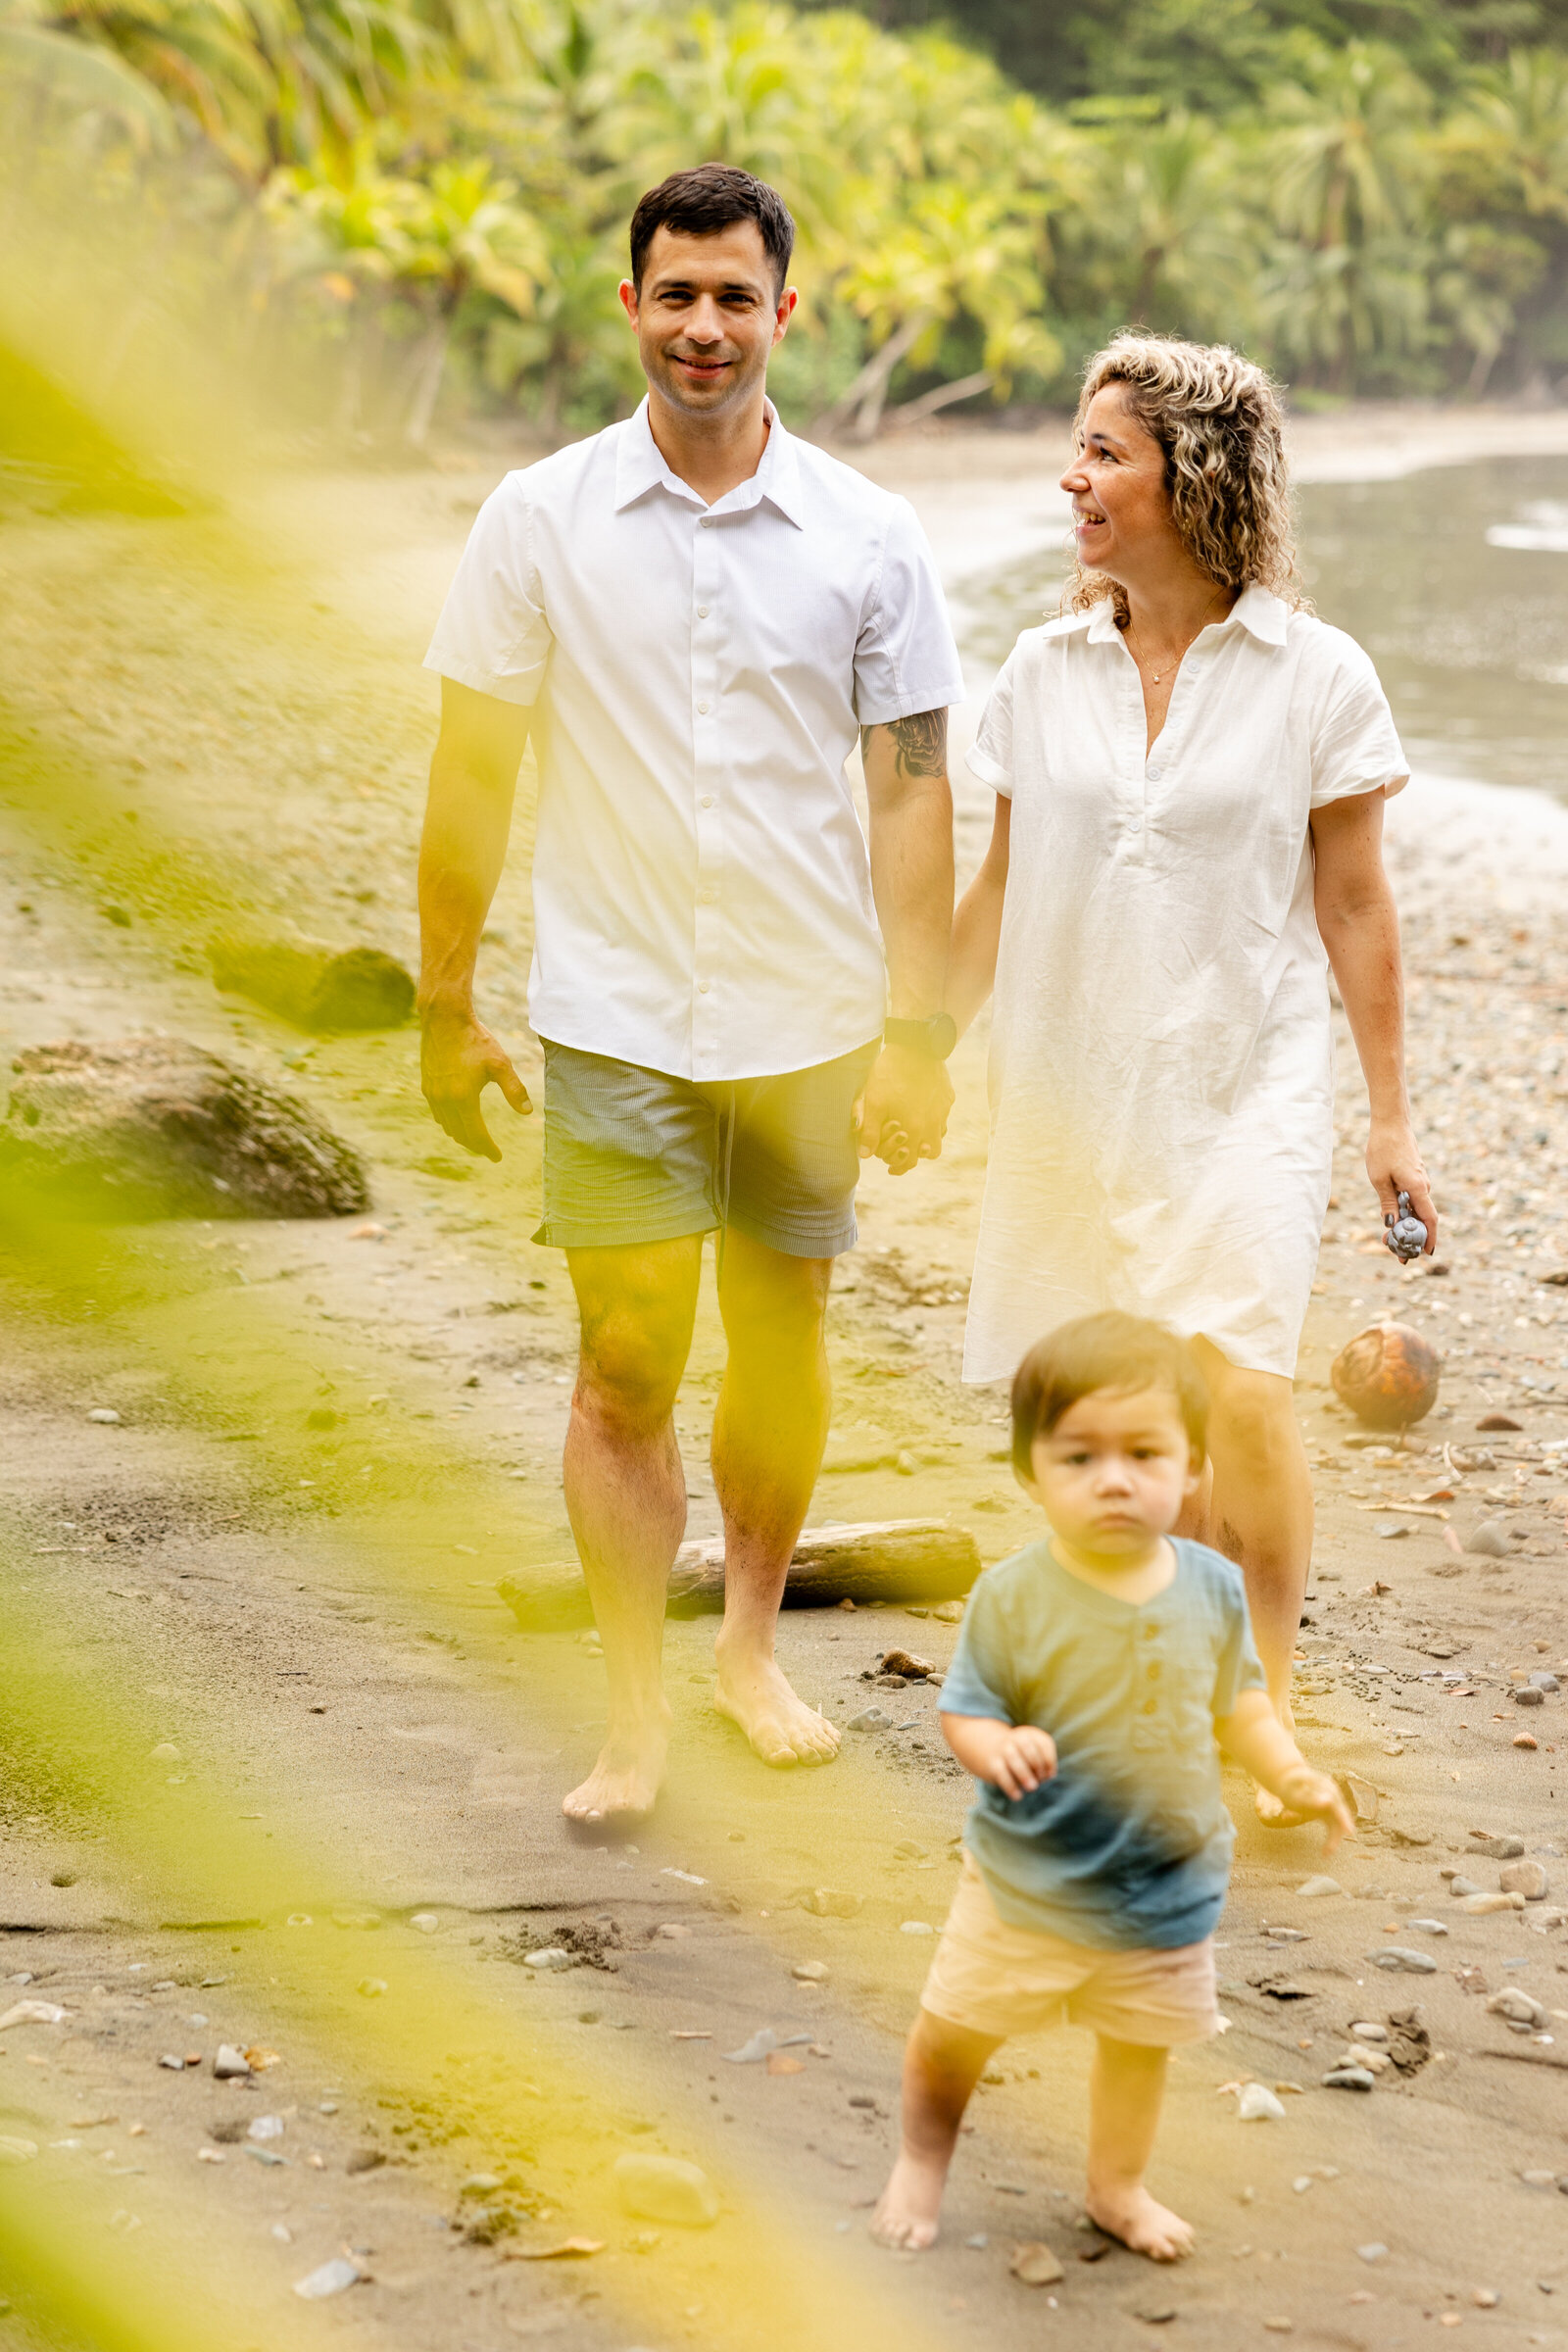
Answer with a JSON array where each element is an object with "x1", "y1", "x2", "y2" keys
[{"x1": 1063, "y1": 333, "x2": 1304, "y2": 619}]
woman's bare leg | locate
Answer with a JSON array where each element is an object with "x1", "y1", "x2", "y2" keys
[
  {"x1": 873, "y1": 2012, "x2": 1000, "y2": 2251},
  {"x1": 1186, "y1": 1338, "x2": 1313, "y2": 1818},
  {"x1": 1084, "y1": 2037, "x2": 1193, "y2": 2261}
]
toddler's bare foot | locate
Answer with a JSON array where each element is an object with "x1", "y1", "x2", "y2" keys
[
  {"x1": 1085, "y1": 2183, "x2": 1194, "y2": 2263},
  {"x1": 871, "y1": 2150, "x2": 945, "y2": 2250},
  {"x1": 713, "y1": 1649, "x2": 840, "y2": 1769}
]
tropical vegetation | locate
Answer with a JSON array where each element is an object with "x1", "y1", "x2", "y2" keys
[{"x1": 6, "y1": 0, "x2": 1568, "y2": 440}]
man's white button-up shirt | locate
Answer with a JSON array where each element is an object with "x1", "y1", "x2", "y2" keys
[{"x1": 424, "y1": 398, "x2": 964, "y2": 1083}]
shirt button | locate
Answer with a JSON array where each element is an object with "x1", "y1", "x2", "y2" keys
[
  {"x1": 697, "y1": 605, "x2": 710, "y2": 618},
  {"x1": 698, "y1": 887, "x2": 717, "y2": 906},
  {"x1": 1147, "y1": 1660, "x2": 1160, "y2": 1681},
  {"x1": 700, "y1": 794, "x2": 714, "y2": 809},
  {"x1": 1143, "y1": 1622, "x2": 1158, "y2": 1639},
  {"x1": 1146, "y1": 765, "x2": 1162, "y2": 781},
  {"x1": 700, "y1": 515, "x2": 715, "y2": 528},
  {"x1": 1127, "y1": 817, "x2": 1144, "y2": 833},
  {"x1": 1142, "y1": 1697, "x2": 1158, "y2": 1715},
  {"x1": 697, "y1": 979, "x2": 711, "y2": 994},
  {"x1": 697, "y1": 700, "x2": 710, "y2": 714}
]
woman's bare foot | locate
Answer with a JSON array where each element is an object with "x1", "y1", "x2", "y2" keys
[
  {"x1": 870, "y1": 2150, "x2": 946, "y2": 2250},
  {"x1": 1085, "y1": 2183, "x2": 1195, "y2": 2262},
  {"x1": 713, "y1": 1647, "x2": 840, "y2": 1768},
  {"x1": 562, "y1": 1714, "x2": 669, "y2": 1823}
]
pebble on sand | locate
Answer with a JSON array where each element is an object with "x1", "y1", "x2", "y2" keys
[
  {"x1": 213, "y1": 2045, "x2": 251, "y2": 2080},
  {"x1": 1514, "y1": 1733, "x2": 1540, "y2": 1749},
  {"x1": 293, "y1": 2257, "x2": 363, "y2": 2300},
  {"x1": 612, "y1": 2152, "x2": 718, "y2": 2227},
  {"x1": 1373, "y1": 1948, "x2": 1439, "y2": 1973},
  {"x1": 1323, "y1": 2067, "x2": 1376, "y2": 2091},
  {"x1": 1466, "y1": 1524, "x2": 1512, "y2": 1558},
  {"x1": 1357, "y1": 2243, "x2": 1390, "y2": 2264},
  {"x1": 523, "y1": 1948, "x2": 573, "y2": 1971},
  {"x1": 1297, "y1": 1877, "x2": 1343, "y2": 1899},
  {"x1": 1461, "y1": 1892, "x2": 1527, "y2": 1915},
  {"x1": 792, "y1": 1961, "x2": 828, "y2": 1983},
  {"x1": 86, "y1": 1407, "x2": 121, "y2": 1425},
  {"x1": 1236, "y1": 2083, "x2": 1287, "y2": 2121},
  {"x1": 1008, "y1": 2241, "x2": 1065, "y2": 2286}
]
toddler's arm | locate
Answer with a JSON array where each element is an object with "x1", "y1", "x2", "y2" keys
[
  {"x1": 1215, "y1": 1690, "x2": 1354, "y2": 1848},
  {"x1": 940, "y1": 1712, "x2": 1057, "y2": 1799}
]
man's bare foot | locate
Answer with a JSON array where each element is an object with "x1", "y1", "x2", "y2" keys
[
  {"x1": 870, "y1": 2150, "x2": 946, "y2": 2250},
  {"x1": 712, "y1": 1649, "x2": 840, "y2": 1768},
  {"x1": 562, "y1": 1717, "x2": 669, "y2": 1824},
  {"x1": 1085, "y1": 2183, "x2": 1195, "y2": 2262}
]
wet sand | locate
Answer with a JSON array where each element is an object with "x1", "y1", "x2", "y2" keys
[{"x1": 2, "y1": 402, "x2": 1568, "y2": 2349}]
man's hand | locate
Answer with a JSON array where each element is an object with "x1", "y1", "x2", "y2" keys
[
  {"x1": 420, "y1": 1004, "x2": 531, "y2": 1161},
  {"x1": 1366, "y1": 1115, "x2": 1437, "y2": 1255},
  {"x1": 853, "y1": 1042, "x2": 953, "y2": 1175}
]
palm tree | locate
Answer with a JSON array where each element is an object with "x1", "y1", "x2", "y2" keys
[{"x1": 1260, "y1": 40, "x2": 1434, "y2": 390}]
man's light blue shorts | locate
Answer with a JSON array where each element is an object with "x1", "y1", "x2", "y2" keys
[{"x1": 534, "y1": 1038, "x2": 879, "y2": 1260}]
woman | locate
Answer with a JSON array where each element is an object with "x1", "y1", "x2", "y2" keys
[{"x1": 947, "y1": 334, "x2": 1436, "y2": 1818}]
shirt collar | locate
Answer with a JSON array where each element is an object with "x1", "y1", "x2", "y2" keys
[
  {"x1": 1087, "y1": 579, "x2": 1290, "y2": 648},
  {"x1": 613, "y1": 396, "x2": 805, "y2": 527}
]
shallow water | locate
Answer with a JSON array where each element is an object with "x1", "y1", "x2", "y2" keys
[{"x1": 958, "y1": 454, "x2": 1568, "y2": 805}]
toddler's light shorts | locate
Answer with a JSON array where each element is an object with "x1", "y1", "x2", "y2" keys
[{"x1": 920, "y1": 1857, "x2": 1221, "y2": 2047}]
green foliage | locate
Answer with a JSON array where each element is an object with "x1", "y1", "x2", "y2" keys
[{"x1": 6, "y1": 0, "x2": 1568, "y2": 427}]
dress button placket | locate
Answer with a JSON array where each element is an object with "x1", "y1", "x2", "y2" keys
[{"x1": 692, "y1": 514, "x2": 721, "y2": 1072}]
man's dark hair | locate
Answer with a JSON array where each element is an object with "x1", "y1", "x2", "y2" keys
[
  {"x1": 1010, "y1": 1311, "x2": 1208, "y2": 1478},
  {"x1": 629, "y1": 165, "x2": 795, "y2": 298}
]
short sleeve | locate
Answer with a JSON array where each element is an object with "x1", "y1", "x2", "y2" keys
[
  {"x1": 965, "y1": 647, "x2": 1017, "y2": 799},
  {"x1": 1308, "y1": 633, "x2": 1408, "y2": 809},
  {"x1": 423, "y1": 475, "x2": 552, "y2": 707},
  {"x1": 853, "y1": 498, "x2": 966, "y2": 726},
  {"x1": 938, "y1": 1577, "x2": 1016, "y2": 1722},
  {"x1": 1210, "y1": 1577, "x2": 1267, "y2": 1718}
]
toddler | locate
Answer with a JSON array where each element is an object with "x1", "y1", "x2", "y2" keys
[{"x1": 873, "y1": 1311, "x2": 1349, "y2": 2262}]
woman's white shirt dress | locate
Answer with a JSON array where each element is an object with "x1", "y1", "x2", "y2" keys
[{"x1": 963, "y1": 582, "x2": 1408, "y2": 1386}]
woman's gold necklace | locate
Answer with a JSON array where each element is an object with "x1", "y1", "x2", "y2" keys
[
  {"x1": 1123, "y1": 600, "x2": 1233, "y2": 683},
  {"x1": 1122, "y1": 618, "x2": 1200, "y2": 683}
]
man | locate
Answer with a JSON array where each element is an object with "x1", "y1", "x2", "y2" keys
[{"x1": 418, "y1": 163, "x2": 963, "y2": 1824}]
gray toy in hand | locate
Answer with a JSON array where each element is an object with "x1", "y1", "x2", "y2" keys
[{"x1": 1384, "y1": 1190, "x2": 1428, "y2": 1262}]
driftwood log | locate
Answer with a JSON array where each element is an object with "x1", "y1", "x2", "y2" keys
[
  {"x1": 498, "y1": 1518, "x2": 980, "y2": 1633},
  {"x1": 210, "y1": 935, "x2": 415, "y2": 1033},
  {"x1": 0, "y1": 1036, "x2": 369, "y2": 1219}
]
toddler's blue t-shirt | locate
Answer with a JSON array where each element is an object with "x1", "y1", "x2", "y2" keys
[{"x1": 940, "y1": 1537, "x2": 1265, "y2": 1950}]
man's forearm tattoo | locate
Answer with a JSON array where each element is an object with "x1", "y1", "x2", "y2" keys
[{"x1": 860, "y1": 708, "x2": 949, "y2": 780}]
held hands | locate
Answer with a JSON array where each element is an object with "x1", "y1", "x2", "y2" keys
[
  {"x1": 853, "y1": 1043, "x2": 954, "y2": 1177},
  {"x1": 419, "y1": 1004, "x2": 531, "y2": 1162},
  {"x1": 1366, "y1": 1116, "x2": 1437, "y2": 1256}
]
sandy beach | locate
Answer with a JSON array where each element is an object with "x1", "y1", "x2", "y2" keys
[{"x1": 3, "y1": 399, "x2": 1568, "y2": 2350}]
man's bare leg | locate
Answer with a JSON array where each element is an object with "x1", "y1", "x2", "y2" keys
[
  {"x1": 560, "y1": 1238, "x2": 702, "y2": 1823},
  {"x1": 1187, "y1": 1337, "x2": 1314, "y2": 1825},
  {"x1": 872, "y1": 2012, "x2": 998, "y2": 2250},
  {"x1": 1084, "y1": 2037, "x2": 1193, "y2": 2261},
  {"x1": 710, "y1": 1229, "x2": 840, "y2": 1766}
]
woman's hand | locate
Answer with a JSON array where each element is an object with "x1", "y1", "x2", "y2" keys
[{"x1": 1366, "y1": 1116, "x2": 1437, "y2": 1255}]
